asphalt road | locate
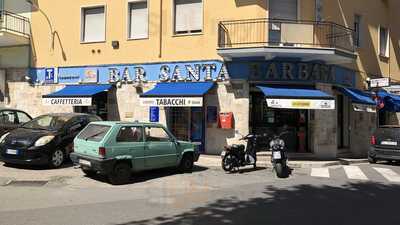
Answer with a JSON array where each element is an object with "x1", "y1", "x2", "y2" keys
[{"x1": 0, "y1": 163, "x2": 400, "y2": 225}]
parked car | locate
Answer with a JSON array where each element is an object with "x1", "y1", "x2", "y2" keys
[
  {"x1": 0, "y1": 108, "x2": 32, "y2": 135},
  {"x1": 0, "y1": 113, "x2": 101, "y2": 168},
  {"x1": 70, "y1": 121, "x2": 200, "y2": 185},
  {"x1": 370, "y1": 126, "x2": 400, "y2": 163}
]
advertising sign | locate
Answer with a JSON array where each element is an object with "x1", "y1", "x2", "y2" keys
[
  {"x1": 370, "y1": 78, "x2": 390, "y2": 88},
  {"x1": 353, "y1": 103, "x2": 376, "y2": 113},
  {"x1": 149, "y1": 106, "x2": 160, "y2": 122},
  {"x1": 266, "y1": 99, "x2": 335, "y2": 110},
  {"x1": 140, "y1": 97, "x2": 203, "y2": 107},
  {"x1": 42, "y1": 97, "x2": 92, "y2": 106},
  {"x1": 83, "y1": 68, "x2": 99, "y2": 83},
  {"x1": 44, "y1": 68, "x2": 56, "y2": 84}
]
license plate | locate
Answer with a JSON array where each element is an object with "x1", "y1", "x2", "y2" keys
[
  {"x1": 381, "y1": 141, "x2": 397, "y2": 146},
  {"x1": 6, "y1": 149, "x2": 18, "y2": 155},
  {"x1": 79, "y1": 159, "x2": 91, "y2": 167},
  {"x1": 273, "y1": 151, "x2": 281, "y2": 159}
]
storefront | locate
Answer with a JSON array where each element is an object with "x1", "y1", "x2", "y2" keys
[
  {"x1": 140, "y1": 82, "x2": 215, "y2": 152},
  {"x1": 42, "y1": 84, "x2": 112, "y2": 120}
]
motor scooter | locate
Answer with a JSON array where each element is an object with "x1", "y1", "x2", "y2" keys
[
  {"x1": 221, "y1": 132, "x2": 263, "y2": 172},
  {"x1": 269, "y1": 132, "x2": 291, "y2": 178}
]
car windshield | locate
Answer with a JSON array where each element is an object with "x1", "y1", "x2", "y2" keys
[
  {"x1": 77, "y1": 124, "x2": 111, "y2": 142},
  {"x1": 22, "y1": 115, "x2": 71, "y2": 131}
]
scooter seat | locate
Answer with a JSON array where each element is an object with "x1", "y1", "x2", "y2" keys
[{"x1": 232, "y1": 144, "x2": 245, "y2": 151}]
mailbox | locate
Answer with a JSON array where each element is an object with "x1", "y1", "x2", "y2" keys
[{"x1": 218, "y1": 112, "x2": 234, "y2": 129}]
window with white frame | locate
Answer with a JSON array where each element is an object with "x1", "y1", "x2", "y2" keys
[
  {"x1": 174, "y1": 0, "x2": 203, "y2": 34},
  {"x1": 379, "y1": 26, "x2": 389, "y2": 57},
  {"x1": 354, "y1": 14, "x2": 362, "y2": 47},
  {"x1": 129, "y1": 0, "x2": 148, "y2": 39},
  {"x1": 81, "y1": 6, "x2": 105, "y2": 43}
]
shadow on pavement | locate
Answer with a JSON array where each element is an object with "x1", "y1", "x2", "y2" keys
[
  {"x1": 88, "y1": 165, "x2": 209, "y2": 185},
  {"x1": 115, "y1": 182, "x2": 400, "y2": 225},
  {"x1": 2, "y1": 160, "x2": 73, "y2": 170}
]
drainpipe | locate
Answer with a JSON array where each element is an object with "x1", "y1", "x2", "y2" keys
[{"x1": 159, "y1": 0, "x2": 163, "y2": 58}]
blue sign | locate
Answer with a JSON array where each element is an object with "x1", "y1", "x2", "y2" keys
[
  {"x1": 149, "y1": 107, "x2": 159, "y2": 122},
  {"x1": 44, "y1": 68, "x2": 55, "y2": 84}
]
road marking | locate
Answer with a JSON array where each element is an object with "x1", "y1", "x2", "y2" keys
[
  {"x1": 343, "y1": 166, "x2": 368, "y2": 180},
  {"x1": 373, "y1": 167, "x2": 400, "y2": 183},
  {"x1": 311, "y1": 168, "x2": 330, "y2": 178}
]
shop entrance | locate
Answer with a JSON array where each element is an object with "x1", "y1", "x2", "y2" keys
[
  {"x1": 74, "y1": 92, "x2": 108, "y2": 120},
  {"x1": 250, "y1": 92, "x2": 309, "y2": 153},
  {"x1": 166, "y1": 107, "x2": 205, "y2": 152}
]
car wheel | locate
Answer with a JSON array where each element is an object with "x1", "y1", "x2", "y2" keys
[
  {"x1": 82, "y1": 169, "x2": 97, "y2": 177},
  {"x1": 179, "y1": 154, "x2": 194, "y2": 173},
  {"x1": 108, "y1": 162, "x2": 131, "y2": 185},
  {"x1": 50, "y1": 149, "x2": 65, "y2": 168},
  {"x1": 368, "y1": 156, "x2": 377, "y2": 164}
]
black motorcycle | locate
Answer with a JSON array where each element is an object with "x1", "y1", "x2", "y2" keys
[
  {"x1": 221, "y1": 133, "x2": 261, "y2": 172},
  {"x1": 269, "y1": 132, "x2": 291, "y2": 178}
]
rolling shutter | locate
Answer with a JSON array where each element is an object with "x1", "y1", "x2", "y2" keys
[
  {"x1": 175, "y1": 0, "x2": 203, "y2": 33},
  {"x1": 129, "y1": 1, "x2": 149, "y2": 39},
  {"x1": 83, "y1": 7, "x2": 105, "y2": 42}
]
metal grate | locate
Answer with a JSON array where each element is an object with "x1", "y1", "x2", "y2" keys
[{"x1": 6, "y1": 180, "x2": 48, "y2": 187}]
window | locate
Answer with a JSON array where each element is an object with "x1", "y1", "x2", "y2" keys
[
  {"x1": 16, "y1": 111, "x2": 31, "y2": 124},
  {"x1": 145, "y1": 127, "x2": 171, "y2": 142},
  {"x1": 174, "y1": 0, "x2": 203, "y2": 34},
  {"x1": 116, "y1": 126, "x2": 143, "y2": 142},
  {"x1": 128, "y1": 0, "x2": 148, "y2": 39},
  {"x1": 82, "y1": 6, "x2": 105, "y2": 42},
  {"x1": 379, "y1": 26, "x2": 389, "y2": 57},
  {"x1": 269, "y1": 0, "x2": 298, "y2": 20},
  {"x1": 0, "y1": 111, "x2": 16, "y2": 125},
  {"x1": 78, "y1": 124, "x2": 111, "y2": 142},
  {"x1": 354, "y1": 14, "x2": 361, "y2": 47}
]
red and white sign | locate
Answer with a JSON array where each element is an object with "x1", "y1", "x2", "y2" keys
[{"x1": 370, "y1": 78, "x2": 390, "y2": 88}]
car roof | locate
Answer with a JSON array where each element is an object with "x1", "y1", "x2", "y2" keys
[{"x1": 90, "y1": 121, "x2": 164, "y2": 127}]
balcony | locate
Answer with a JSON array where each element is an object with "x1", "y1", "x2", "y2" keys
[
  {"x1": 218, "y1": 18, "x2": 357, "y2": 64},
  {"x1": 0, "y1": 11, "x2": 30, "y2": 47}
]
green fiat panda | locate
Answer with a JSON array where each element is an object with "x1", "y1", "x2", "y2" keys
[{"x1": 70, "y1": 121, "x2": 200, "y2": 185}]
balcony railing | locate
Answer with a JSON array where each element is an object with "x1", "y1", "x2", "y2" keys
[
  {"x1": 218, "y1": 18, "x2": 355, "y2": 53},
  {"x1": 0, "y1": 10, "x2": 30, "y2": 37}
]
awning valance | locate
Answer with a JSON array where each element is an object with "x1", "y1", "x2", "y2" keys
[
  {"x1": 42, "y1": 84, "x2": 112, "y2": 106},
  {"x1": 43, "y1": 84, "x2": 112, "y2": 98},
  {"x1": 336, "y1": 87, "x2": 375, "y2": 105},
  {"x1": 140, "y1": 82, "x2": 214, "y2": 107},
  {"x1": 257, "y1": 86, "x2": 335, "y2": 110}
]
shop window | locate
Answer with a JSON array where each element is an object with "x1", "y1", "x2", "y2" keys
[
  {"x1": 379, "y1": 25, "x2": 389, "y2": 58},
  {"x1": 354, "y1": 14, "x2": 362, "y2": 47},
  {"x1": 174, "y1": 0, "x2": 203, "y2": 35},
  {"x1": 145, "y1": 127, "x2": 171, "y2": 142},
  {"x1": 81, "y1": 6, "x2": 106, "y2": 43},
  {"x1": 128, "y1": 0, "x2": 148, "y2": 39},
  {"x1": 117, "y1": 126, "x2": 143, "y2": 142}
]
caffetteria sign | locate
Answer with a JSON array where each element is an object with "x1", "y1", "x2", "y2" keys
[
  {"x1": 140, "y1": 97, "x2": 203, "y2": 107},
  {"x1": 42, "y1": 97, "x2": 92, "y2": 106}
]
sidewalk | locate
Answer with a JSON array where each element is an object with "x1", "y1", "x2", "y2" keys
[{"x1": 197, "y1": 152, "x2": 369, "y2": 169}]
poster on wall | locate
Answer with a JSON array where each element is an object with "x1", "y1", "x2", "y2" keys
[
  {"x1": 83, "y1": 68, "x2": 99, "y2": 83},
  {"x1": 266, "y1": 99, "x2": 335, "y2": 110}
]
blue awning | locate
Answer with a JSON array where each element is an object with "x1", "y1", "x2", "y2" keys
[
  {"x1": 377, "y1": 90, "x2": 400, "y2": 112},
  {"x1": 256, "y1": 86, "x2": 334, "y2": 99},
  {"x1": 43, "y1": 84, "x2": 112, "y2": 98},
  {"x1": 141, "y1": 82, "x2": 214, "y2": 97},
  {"x1": 336, "y1": 87, "x2": 375, "y2": 105}
]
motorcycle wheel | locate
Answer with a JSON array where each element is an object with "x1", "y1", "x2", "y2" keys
[
  {"x1": 275, "y1": 163, "x2": 289, "y2": 178},
  {"x1": 222, "y1": 154, "x2": 236, "y2": 172}
]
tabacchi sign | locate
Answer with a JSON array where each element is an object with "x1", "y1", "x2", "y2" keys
[{"x1": 140, "y1": 97, "x2": 203, "y2": 107}]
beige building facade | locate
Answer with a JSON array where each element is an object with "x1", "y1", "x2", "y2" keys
[{"x1": 1, "y1": 0, "x2": 400, "y2": 158}]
